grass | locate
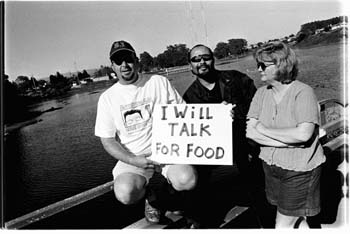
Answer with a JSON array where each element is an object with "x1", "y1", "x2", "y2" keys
[{"x1": 168, "y1": 42, "x2": 345, "y2": 103}]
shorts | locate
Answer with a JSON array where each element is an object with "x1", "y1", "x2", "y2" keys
[
  {"x1": 112, "y1": 161, "x2": 170, "y2": 184},
  {"x1": 262, "y1": 161, "x2": 322, "y2": 217}
]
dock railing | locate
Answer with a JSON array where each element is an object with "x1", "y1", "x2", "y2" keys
[
  {"x1": 4, "y1": 98, "x2": 348, "y2": 229},
  {"x1": 157, "y1": 66, "x2": 190, "y2": 77}
]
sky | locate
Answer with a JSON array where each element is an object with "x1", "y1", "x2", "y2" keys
[{"x1": 4, "y1": 0, "x2": 348, "y2": 80}]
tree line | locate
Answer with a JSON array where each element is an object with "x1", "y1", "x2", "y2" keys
[
  {"x1": 300, "y1": 16, "x2": 347, "y2": 34},
  {"x1": 3, "y1": 65, "x2": 115, "y2": 124},
  {"x1": 296, "y1": 16, "x2": 347, "y2": 42},
  {"x1": 139, "y1": 38, "x2": 248, "y2": 72}
]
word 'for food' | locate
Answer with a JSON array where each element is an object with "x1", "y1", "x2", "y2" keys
[{"x1": 155, "y1": 142, "x2": 224, "y2": 159}]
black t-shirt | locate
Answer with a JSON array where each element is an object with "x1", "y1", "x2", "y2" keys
[{"x1": 183, "y1": 79, "x2": 222, "y2": 104}]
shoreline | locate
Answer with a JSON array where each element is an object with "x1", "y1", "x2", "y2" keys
[
  {"x1": 4, "y1": 118, "x2": 43, "y2": 136},
  {"x1": 4, "y1": 107, "x2": 64, "y2": 135},
  {"x1": 4, "y1": 80, "x2": 117, "y2": 134}
]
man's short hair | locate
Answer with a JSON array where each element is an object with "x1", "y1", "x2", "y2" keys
[{"x1": 188, "y1": 44, "x2": 214, "y2": 62}]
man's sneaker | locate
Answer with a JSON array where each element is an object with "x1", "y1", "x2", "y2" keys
[
  {"x1": 144, "y1": 199, "x2": 164, "y2": 224},
  {"x1": 186, "y1": 218, "x2": 203, "y2": 229}
]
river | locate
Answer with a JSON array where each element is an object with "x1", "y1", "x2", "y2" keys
[{"x1": 4, "y1": 82, "x2": 145, "y2": 228}]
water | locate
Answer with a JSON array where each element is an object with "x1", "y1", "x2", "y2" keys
[{"x1": 4, "y1": 83, "x2": 144, "y2": 229}]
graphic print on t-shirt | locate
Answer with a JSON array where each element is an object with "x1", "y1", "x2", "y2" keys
[{"x1": 120, "y1": 99, "x2": 152, "y2": 133}]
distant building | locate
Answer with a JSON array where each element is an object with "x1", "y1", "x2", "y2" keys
[
  {"x1": 315, "y1": 28, "x2": 325, "y2": 34},
  {"x1": 331, "y1": 21, "x2": 347, "y2": 30},
  {"x1": 249, "y1": 44, "x2": 258, "y2": 49},
  {"x1": 93, "y1": 76, "x2": 110, "y2": 82}
]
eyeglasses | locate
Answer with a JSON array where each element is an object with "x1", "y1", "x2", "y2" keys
[
  {"x1": 257, "y1": 61, "x2": 274, "y2": 71},
  {"x1": 113, "y1": 55, "x2": 135, "y2": 66},
  {"x1": 190, "y1": 54, "x2": 213, "y2": 63}
]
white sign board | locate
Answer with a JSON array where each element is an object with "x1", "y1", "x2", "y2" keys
[{"x1": 150, "y1": 104, "x2": 233, "y2": 165}]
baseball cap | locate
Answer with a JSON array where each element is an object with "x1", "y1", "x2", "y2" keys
[{"x1": 109, "y1": 40, "x2": 136, "y2": 60}]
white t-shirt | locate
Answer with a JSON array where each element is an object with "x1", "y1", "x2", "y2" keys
[{"x1": 95, "y1": 74, "x2": 184, "y2": 156}]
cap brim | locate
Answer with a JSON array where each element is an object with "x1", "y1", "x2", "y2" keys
[{"x1": 110, "y1": 49, "x2": 135, "y2": 59}]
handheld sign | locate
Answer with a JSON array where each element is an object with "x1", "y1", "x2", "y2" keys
[{"x1": 151, "y1": 104, "x2": 233, "y2": 165}]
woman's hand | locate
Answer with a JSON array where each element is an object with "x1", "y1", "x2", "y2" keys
[
  {"x1": 256, "y1": 121, "x2": 267, "y2": 133},
  {"x1": 246, "y1": 124, "x2": 260, "y2": 140},
  {"x1": 246, "y1": 118, "x2": 260, "y2": 140},
  {"x1": 247, "y1": 118, "x2": 259, "y2": 129}
]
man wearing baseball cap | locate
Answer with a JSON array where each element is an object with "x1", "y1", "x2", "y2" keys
[{"x1": 95, "y1": 40, "x2": 197, "y2": 224}]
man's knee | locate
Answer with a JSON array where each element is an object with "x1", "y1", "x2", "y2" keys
[
  {"x1": 114, "y1": 174, "x2": 146, "y2": 205},
  {"x1": 167, "y1": 165, "x2": 197, "y2": 191}
]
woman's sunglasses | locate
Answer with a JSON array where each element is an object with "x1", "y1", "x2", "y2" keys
[
  {"x1": 257, "y1": 61, "x2": 274, "y2": 71},
  {"x1": 190, "y1": 54, "x2": 213, "y2": 63}
]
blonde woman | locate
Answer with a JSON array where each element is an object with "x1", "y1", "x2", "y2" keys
[{"x1": 246, "y1": 42, "x2": 325, "y2": 228}]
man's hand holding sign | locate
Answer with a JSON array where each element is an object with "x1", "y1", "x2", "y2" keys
[{"x1": 151, "y1": 104, "x2": 233, "y2": 165}]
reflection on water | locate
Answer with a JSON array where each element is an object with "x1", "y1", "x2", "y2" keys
[{"x1": 4, "y1": 88, "x2": 117, "y2": 223}]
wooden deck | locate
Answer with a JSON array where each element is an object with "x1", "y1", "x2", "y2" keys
[{"x1": 123, "y1": 206, "x2": 250, "y2": 229}]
